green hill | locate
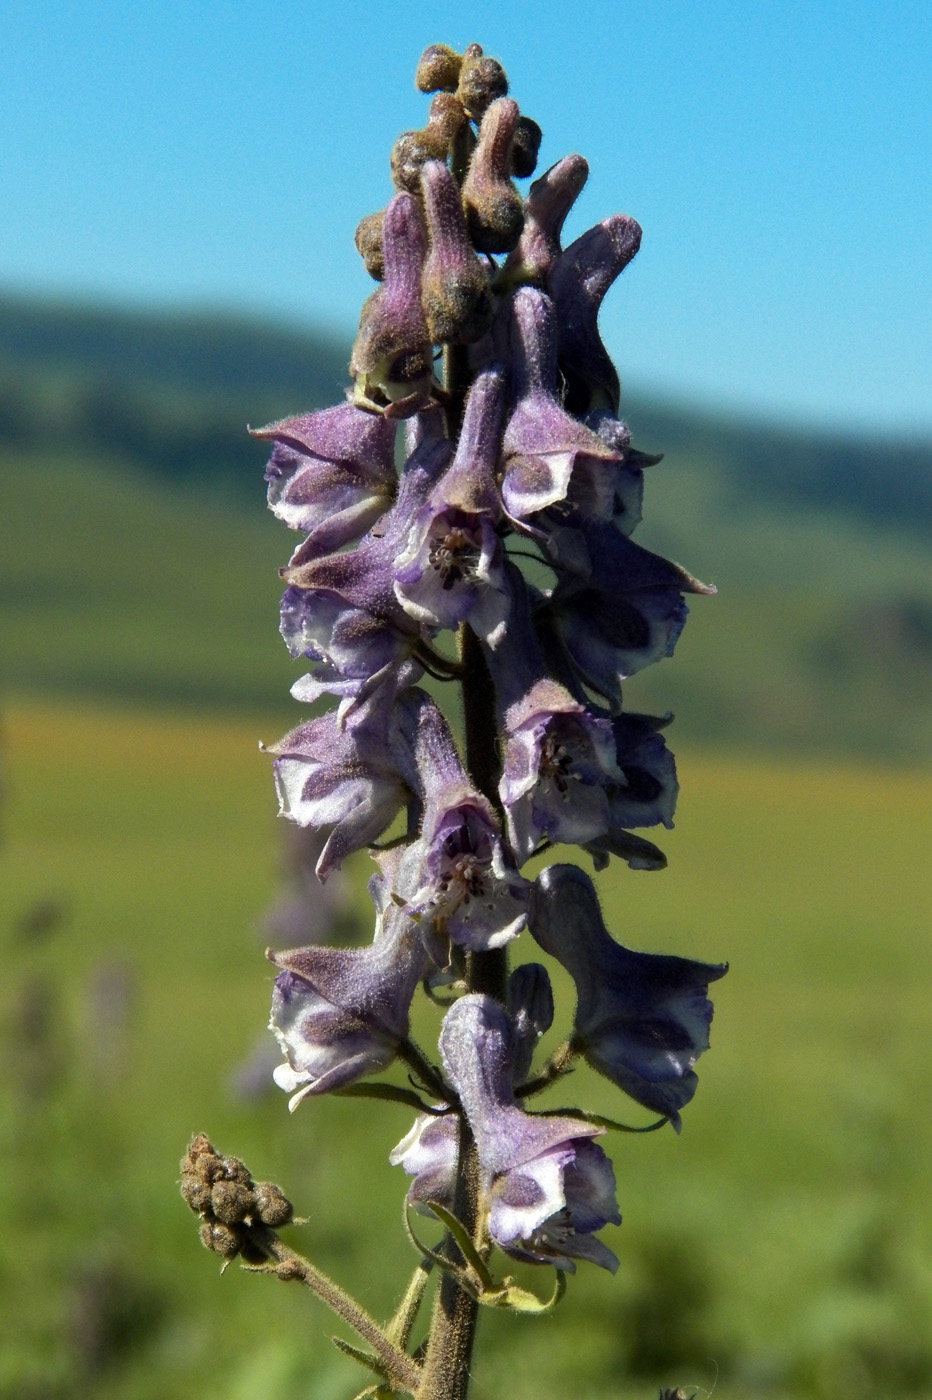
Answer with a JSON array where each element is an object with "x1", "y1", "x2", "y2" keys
[{"x1": 1, "y1": 292, "x2": 930, "y2": 760}]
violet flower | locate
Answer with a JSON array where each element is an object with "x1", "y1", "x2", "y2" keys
[
  {"x1": 420, "y1": 159, "x2": 494, "y2": 345},
  {"x1": 350, "y1": 191, "x2": 436, "y2": 417},
  {"x1": 539, "y1": 514, "x2": 715, "y2": 706},
  {"x1": 482, "y1": 568, "x2": 628, "y2": 863},
  {"x1": 264, "y1": 695, "x2": 418, "y2": 880},
  {"x1": 530, "y1": 865, "x2": 727, "y2": 1128},
  {"x1": 268, "y1": 877, "x2": 427, "y2": 1109},
  {"x1": 439, "y1": 995, "x2": 621, "y2": 1271},
  {"x1": 393, "y1": 368, "x2": 510, "y2": 640},
  {"x1": 280, "y1": 435, "x2": 452, "y2": 720},
  {"x1": 391, "y1": 694, "x2": 528, "y2": 957},
  {"x1": 507, "y1": 962, "x2": 554, "y2": 1085},
  {"x1": 500, "y1": 286, "x2": 621, "y2": 520},
  {"x1": 497, "y1": 153, "x2": 590, "y2": 291},
  {"x1": 550, "y1": 214, "x2": 642, "y2": 415},
  {"x1": 251, "y1": 403, "x2": 397, "y2": 559}
]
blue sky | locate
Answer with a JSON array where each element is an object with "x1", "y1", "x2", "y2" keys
[{"x1": 3, "y1": 0, "x2": 931, "y2": 432}]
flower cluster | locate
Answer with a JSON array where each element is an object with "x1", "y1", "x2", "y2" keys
[{"x1": 257, "y1": 40, "x2": 726, "y2": 1284}]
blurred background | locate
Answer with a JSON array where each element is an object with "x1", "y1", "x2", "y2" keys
[{"x1": 1, "y1": 3, "x2": 930, "y2": 1398}]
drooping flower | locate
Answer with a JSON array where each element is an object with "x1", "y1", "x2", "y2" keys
[
  {"x1": 280, "y1": 435, "x2": 453, "y2": 720},
  {"x1": 500, "y1": 286, "x2": 621, "y2": 520},
  {"x1": 391, "y1": 694, "x2": 528, "y2": 958},
  {"x1": 507, "y1": 962, "x2": 554, "y2": 1085},
  {"x1": 251, "y1": 404, "x2": 397, "y2": 559},
  {"x1": 539, "y1": 514, "x2": 715, "y2": 707},
  {"x1": 530, "y1": 865, "x2": 728, "y2": 1128},
  {"x1": 268, "y1": 876, "x2": 427, "y2": 1109},
  {"x1": 264, "y1": 693, "x2": 419, "y2": 880},
  {"x1": 393, "y1": 367, "x2": 509, "y2": 640},
  {"x1": 350, "y1": 192, "x2": 436, "y2": 417},
  {"x1": 439, "y1": 995, "x2": 621, "y2": 1271},
  {"x1": 481, "y1": 567, "x2": 629, "y2": 863},
  {"x1": 550, "y1": 214, "x2": 642, "y2": 415}
]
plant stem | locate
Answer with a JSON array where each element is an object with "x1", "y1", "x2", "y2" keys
[
  {"x1": 417, "y1": 346, "x2": 509, "y2": 1400},
  {"x1": 249, "y1": 1229, "x2": 423, "y2": 1394}
]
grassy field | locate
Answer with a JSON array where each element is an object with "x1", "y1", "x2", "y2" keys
[{"x1": 2, "y1": 697, "x2": 931, "y2": 1400}]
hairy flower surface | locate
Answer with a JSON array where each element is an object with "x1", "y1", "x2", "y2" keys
[
  {"x1": 393, "y1": 695, "x2": 528, "y2": 956},
  {"x1": 268, "y1": 879, "x2": 427, "y2": 1109},
  {"x1": 530, "y1": 865, "x2": 727, "y2": 1127},
  {"x1": 252, "y1": 403, "x2": 397, "y2": 558},
  {"x1": 439, "y1": 994, "x2": 621, "y2": 1270}
]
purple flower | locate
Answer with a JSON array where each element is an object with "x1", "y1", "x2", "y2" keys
[
  {"x1": 499, "y1": 676, "x2": 624, "y2": 862},
  {"x1": 540, "y1": 516, "x2": 715, "y2": 706},
  {"x1": 280, "y1": 435, "x2": 453, "y2": 719},
  {"x1": 350, "y1": 192, "x2": 436, "y2": 418},
  {"x1": 251, "y1": 404, "x2": 397, "y2": 558},
  {"x1": 481, "y1": 569, "x2": 627, "y2": 862},
  {"x1": 500, "y1": 287, "x2": 620, "y2": 520},
  {"x1": 530, "y1": 865, "x2": 727, "y2": 1128},
  {"x1": 498, "y1": 154, "x2": 590, "y2": 291},
  {"x1": 507, "y1": 962, "x2": 554, "y2": 1085},
  {"x1": 550, "y1": 214, "x2": 642, "y2": 415},
  {"x1": 264, "y1": 696, "x2": 418, "y2": 880},
  {"x1": 389, "y1": 1112, "x2": 459, "y2": 1212},
  {"x1": 461, "y1": 98, "x2": 524, "y2": 255},
  {"x1": 420, "y1": 159, "x2": 494, "y2": 345},
  {"x1": 268, "y1": 877, "x2": 427, "y2": 1109},
  {"x1": 393, "y1": 369, "x2": 510, "y2": 639},
  {"x1": 392, "y1": 695, "x2": 528, "y2": 956},
  {"x1": 439, "y1": 995, "x2": 621, "y2": 1271}
]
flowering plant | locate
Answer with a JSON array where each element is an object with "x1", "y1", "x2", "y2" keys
[{"x1": 180, "y1": 41, "x2": 726, "y2": 1400}]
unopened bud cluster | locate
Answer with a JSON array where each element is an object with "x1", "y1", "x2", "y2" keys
[
  {"x1": 350, "y1": 43, "x2": 552, "y2": 414},
  {"x1": 180, "y1": 1133, "x2": 293, "y2": 1263}
]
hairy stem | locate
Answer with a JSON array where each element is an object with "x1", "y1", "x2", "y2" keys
[{"x1": 248, "y1": 1229, "x2": 422, "y2": 1394}]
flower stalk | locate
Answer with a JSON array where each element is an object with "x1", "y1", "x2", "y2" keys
[{"x1": 181, "y1": 38, "x2": 727, "y2": 1400}]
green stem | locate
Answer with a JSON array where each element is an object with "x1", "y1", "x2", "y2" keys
[{"x1": 248, "y1": 1229, "x2": 422, "y2": 1394}]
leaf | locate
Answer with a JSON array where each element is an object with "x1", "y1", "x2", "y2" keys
[
  {"x1": 334, "y1": 1082, "x2": 433, "y2": 1114},
  {"x1": 331, "y1": 1336, "x2": 390, "y2": 1381},
  {"x1": 529, "y1": 1106, "x2": 669, "y2": 1134},
  {"x1": 480, "y1": 1269, "x2": 567, "y2": 1314},
  {"x1": 426, "y1": 1202, "x2": 496, "y2": 1291}
]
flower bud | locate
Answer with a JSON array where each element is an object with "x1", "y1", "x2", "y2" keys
[
  {"x1": 350, "y1": 192, "x2": 435, "y2": 417},
  {"x1": 420, "y1": 160, "x2": 494, "y2": 345},
  {"x1": 415, "y1": 42, "x2": 462, "y2": 94},
  {"x1": 511, "y1": 115, "x2": 542, "y2": 178},
  {"x1": 354, "y1": 209, "x2": 384, "y2": 280},
  {"x1": 498, "y1": 154, "x2": 589, "y2": 291},
  {"x1": 390, "y1": 94, "x2": 468, "y2": 194},
  {"x1": 462, "y1": 98, "x2": 524, "y2": 254},
  {"x1": 253, "y1": 1181, "x2": 294, "y2": 1228},
  {"x1": 199, "y1": 1219, "x2": 243, "y2": 1259},
  {"x1": 210, "y1": 1178, "x2": 254, "y2": 1225},
  {"x1": 456, "y1": 45, "x2": 508, "y2": 119}
]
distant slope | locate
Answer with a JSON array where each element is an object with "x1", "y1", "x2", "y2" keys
[
  {"x1": 1, "y1": 292, "x2": 930, "y2": 759},
  {"x1": 2, "y1": 290, "x2": 931, "y2": 533}
]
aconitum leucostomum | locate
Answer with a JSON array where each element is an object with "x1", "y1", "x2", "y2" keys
[{"x1": 180, "y1": 41, "x2": 727, "y2": 1400}]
